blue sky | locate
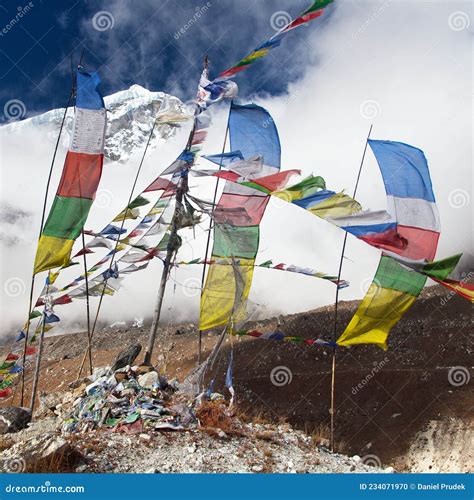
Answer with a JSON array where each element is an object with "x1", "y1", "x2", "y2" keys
[{"x1": 0, "y1": 0, "x2": 334, "y2": 120}]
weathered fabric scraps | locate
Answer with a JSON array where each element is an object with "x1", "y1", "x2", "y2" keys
[
  {"x1": 178, "y1": 258, "x2": 348, "y2": 288},
  {"x1": 233, "y1": 329, "x2": 337, "y2": 347}
]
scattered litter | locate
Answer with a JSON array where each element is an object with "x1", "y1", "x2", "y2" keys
[{"x1": 63, "y1": 364, "x2": 197, "y2": 434}]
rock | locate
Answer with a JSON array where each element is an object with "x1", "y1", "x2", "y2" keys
[
  {"x1": 134, "y1": 365, "x2": 153, "y2": 375},
  {"x1": 210, "y1": 392, "x2": 224, "y2": 401},
  {"x1": 216, "y1": 429, "x2": 227, "y2": 439},
  {"x1": 137, "y1": 371, "x2": 159, "y2": 389},
  {"x1": 91, "y1": 366, "x2": 110, "y2": 381},
  {"x1": 72, "y1": 383, "x2": 87, "y2": 398},
  {"x1": 0, "y1": 407, "x2": 32, "y2": 434},
  {"x1": 112, "y1": 344, "x2": 142, "y2": 372},
  {"x1": 1, "y1": 433, "x2": 84, "y2": 472},
  {"x1": 39, "y1": 392, "x2": 63, "y2": 414}
]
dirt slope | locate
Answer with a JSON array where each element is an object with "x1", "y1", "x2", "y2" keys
[{"x1": 1, "y1": 285, "x2": 472, "y2": 470}]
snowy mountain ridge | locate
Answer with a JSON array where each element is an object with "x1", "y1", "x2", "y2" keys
[{"x1": 1, "y1": 85, "x2": 189, "y2": 164}]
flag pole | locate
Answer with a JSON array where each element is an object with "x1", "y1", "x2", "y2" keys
[
  {"x1": 19, "y1": 74, "x2": 75, "y2": 406},
  {"x1": 75, "y1": 116, "x2": 159, "y2": 380},
  {"x1": 143, "y1": 56, "x2": 209, "y2": 367},
  {"x1": 29, "y1": 274, "x2": 50, "y2": 412},
  {"x1": 330, "y1": 124, "x2": 373, "y2": 452},
  {"x1": 81, "y1": 230, "x2": 93, "y2": 375},
  {"x1": 197, "y1": 99, "x2": 232, "y2": 365}
]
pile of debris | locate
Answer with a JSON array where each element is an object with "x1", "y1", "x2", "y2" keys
[{"x1": 63, "y1": 344, "x2": 197, "y2": 434}]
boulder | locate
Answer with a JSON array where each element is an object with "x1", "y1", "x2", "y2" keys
[
  {"x1": 0, "y1": 407, "x2": 31, "y2": 434},
  {"x1": 112, "y1": 344, "x2": 142, "y2": 372},
  {"x1": 1, "y1": 432, "x2": 84, "y2": 472},
  {"x1": 39, "y1": 392, "x2": 63, "y2": 415},
  {"x1": 137, "y1": 370, "x2": 159, "y2": 389}
]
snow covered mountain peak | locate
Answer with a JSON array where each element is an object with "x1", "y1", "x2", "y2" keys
[{"x1": 1, "y1": 85, "x2": 189, "y2": 164}]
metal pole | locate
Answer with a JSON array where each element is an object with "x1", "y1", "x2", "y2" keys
[{"x1": 330, "y1": 124, "x2": 373, "y2": 452}]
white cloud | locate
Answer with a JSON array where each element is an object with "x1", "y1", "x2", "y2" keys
[{"x1": 0, "y1": 0, "x2": 471, "y2": 339}]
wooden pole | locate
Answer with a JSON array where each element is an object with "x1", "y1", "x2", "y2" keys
[
  {"x1": 75, "y1": 117, "x2": 159, "y2": 381},
  {"x1": 81, "y1": 230, "x2": 93, "y2": 375},
  {"x1": 330, "y1": 124, "x2": 373, "y2": 452},
  {"x1": 143, "y1": 176, "x2": 187, "y2": 365},
  {"x1": 143, "y1": 56, "x2": 210, "y2": 366},
  {"x1": 197, "y1": 101, "x2": 232, "y2": 365}
]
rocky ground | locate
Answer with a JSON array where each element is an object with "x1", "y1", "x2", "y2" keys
[
  {"x1": 0, "y1": 285, "x2": 472, "y2": 473},
  {"x1": 1, "y1": 415, "x2": 387, "y2": 474},
  {"x1": 0, "y1": 363, "x2": 387, "y2": 474}
]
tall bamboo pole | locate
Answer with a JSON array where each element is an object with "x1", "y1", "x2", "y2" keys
[{"x1": 330, "y1": 124, "x2": 373, "y2": 452}]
